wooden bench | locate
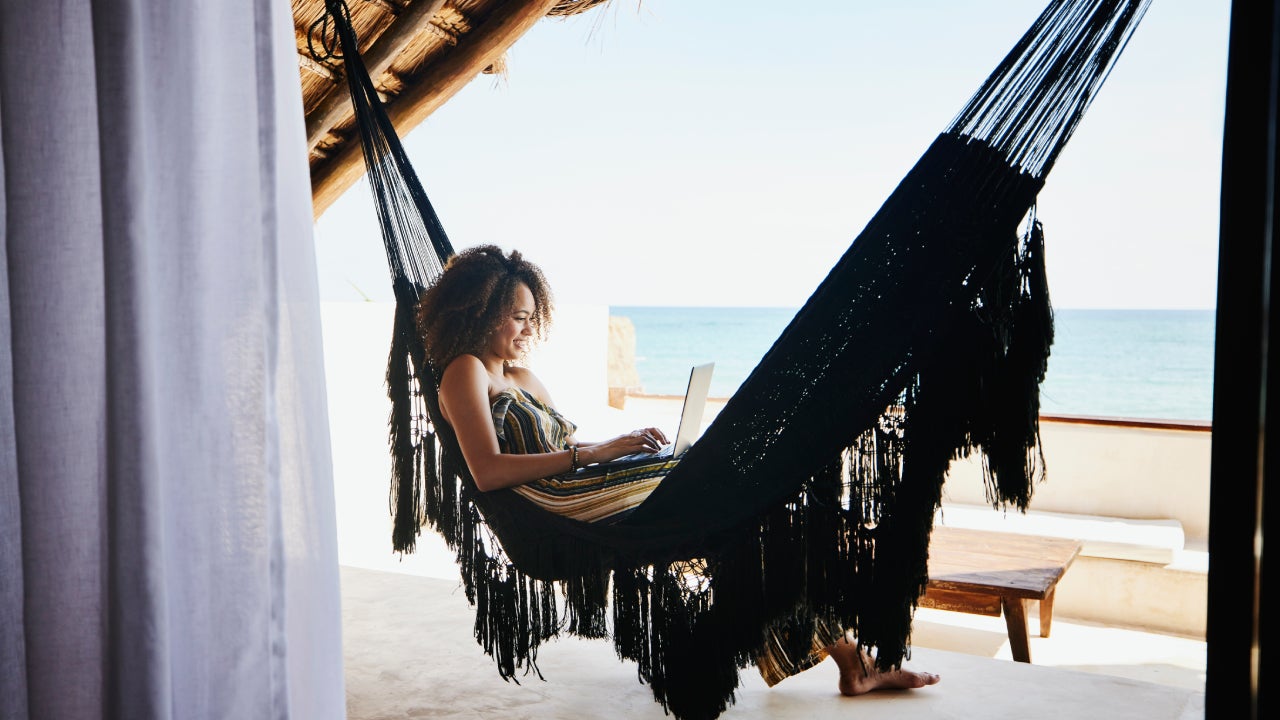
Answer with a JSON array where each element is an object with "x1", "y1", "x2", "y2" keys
[{"x1": 920, "y1": 525, "x2": 1082, "y2": 663}]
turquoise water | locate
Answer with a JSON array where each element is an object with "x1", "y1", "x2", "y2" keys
[{"x1": 611, "y1": 306, "x2": 1216, "y2": 422}]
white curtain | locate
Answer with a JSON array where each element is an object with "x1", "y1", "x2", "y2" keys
[{"x1": 0, "y1": 1, "x2": 345, "y2": 718}]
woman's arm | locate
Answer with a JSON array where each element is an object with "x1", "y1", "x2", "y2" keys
[
  {"x1": 439, "y1": 356, "x2": 577, "y2": 491},
  {"x1": 439, "y1": 357, "x2": 671, "y2": 492}
]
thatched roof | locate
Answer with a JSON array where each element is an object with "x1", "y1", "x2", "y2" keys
[{"x1": 293, "y1": 0, "x2": 609, "y2": 217}]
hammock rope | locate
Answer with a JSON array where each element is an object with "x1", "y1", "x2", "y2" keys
[{"x1": 309, "y1": 1, "x2": 1151, "y2": 718}]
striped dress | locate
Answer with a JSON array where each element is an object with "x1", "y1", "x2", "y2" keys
[
  {"x1": 492, "y1": 387, "x2": 678, "y2": 524},
  {"x1": 490, "y1": 387, "x2": 836, "y2": 683}
]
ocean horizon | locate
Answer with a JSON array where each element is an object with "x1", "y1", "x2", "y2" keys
[{"x1": 611, "y1": 306, "x2": 1216, "y2": 422}]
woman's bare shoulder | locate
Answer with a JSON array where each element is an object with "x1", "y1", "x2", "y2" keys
[
  {"x1": 442, "y1": 353, "x2": 484, "y2": 373},
  {"x1": 437, "y1": 355, "x2": 492, "y2": 426},
  {"x1": 440, "y1": 354, "x2": 488, "y2": 390}
]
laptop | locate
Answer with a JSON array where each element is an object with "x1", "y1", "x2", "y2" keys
[{"x1": 612, "y1": 362, "x2": 715, "y2": 463}]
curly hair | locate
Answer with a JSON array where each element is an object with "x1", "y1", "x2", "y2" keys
[{"x1": 415, "y1": 245, "x2": 555, "y2": 369}]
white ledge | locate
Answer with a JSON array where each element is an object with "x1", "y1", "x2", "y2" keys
[{"x1": 935, "y1": 502, "x2": 1186, "y2": 566}]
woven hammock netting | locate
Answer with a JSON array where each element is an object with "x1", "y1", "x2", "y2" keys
[{"x1": 310, "y1": 1, "x2": 1151, "y2": 717}]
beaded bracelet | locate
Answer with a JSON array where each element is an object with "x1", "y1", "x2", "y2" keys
[{"x1": 570, "y1": 445, "x2": 580, "y2": 471}]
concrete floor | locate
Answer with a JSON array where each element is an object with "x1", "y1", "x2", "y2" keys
[
  {"x1": 328, "y1": 384, "x2": 1207, "y2": 719},
  {"x1": 340, "y1": 565, "x2": 1205, "y2": 720}
]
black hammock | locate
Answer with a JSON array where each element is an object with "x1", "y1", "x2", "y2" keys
[{"x1": 309, "y1": 1, "x2": 1150, "y2": 718}]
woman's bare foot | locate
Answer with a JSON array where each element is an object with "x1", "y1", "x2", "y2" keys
[{"x1": 827, "y1": 639, "x2": 941, "y2": 696}]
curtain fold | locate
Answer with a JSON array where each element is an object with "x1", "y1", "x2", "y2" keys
[{"x1": 0, "y1": 1, "x2": 345, "y2": 718}]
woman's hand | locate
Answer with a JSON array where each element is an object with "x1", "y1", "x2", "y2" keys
[{"x1": 580, "y1": 427, "x2": 669, "y2": 465}]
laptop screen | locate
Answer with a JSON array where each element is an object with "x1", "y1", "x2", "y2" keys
[{"x1": 672, "y1": 362, "x2": 715, "y2": 456}]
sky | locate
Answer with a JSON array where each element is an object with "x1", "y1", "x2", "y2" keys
[{"x1": 313, "y1": 0, "x2": 1232, "y2": 309}]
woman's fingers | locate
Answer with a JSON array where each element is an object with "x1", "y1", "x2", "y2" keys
[
  {"x1": 630, "y1": 428, "x2": 666, "y2": 451},
  {"x1": 604, "y1": 428, "x2": 669, "y2": 459},
  {"x1": 650, "y1": 427, "x2": 669, "y2": 445}
]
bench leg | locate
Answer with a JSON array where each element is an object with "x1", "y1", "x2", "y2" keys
[
  {"x1": 1002, "y1": 597, "x2": 1032, "y2": 663},
  {"x1": 1040, "y1": 587, "x2": 1057, "y2": 638}
]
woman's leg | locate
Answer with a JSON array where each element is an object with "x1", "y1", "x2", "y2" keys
[
  {"x1": 757, "y1": 620, "x2": 939, "y2": 695},
  {"x1": 826, "y1": 637, "x2": 941, "y2": 696}
]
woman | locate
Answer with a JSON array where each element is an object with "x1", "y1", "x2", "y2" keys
[
  {"x1": 416, "y1": 244, "x2": 939, "y2": 696},
  {"x1": 416, "y1": 244, "x2": 677, "y2": 523}
]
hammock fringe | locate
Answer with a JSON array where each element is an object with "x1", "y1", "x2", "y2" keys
[
  {"x1": 383, "y1": 139, "x2": 1059, "y2": 717},
  {"x1": 389, "y1": 279, "x2": 426, "y2": 554}
]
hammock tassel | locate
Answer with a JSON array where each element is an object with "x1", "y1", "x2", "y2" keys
[
  {"x1": 979, "y1": 213, "x2": 1053, "y2": 509},
  {"x1": 388, "y1": 284, "x2": 424, "y2": 554}
]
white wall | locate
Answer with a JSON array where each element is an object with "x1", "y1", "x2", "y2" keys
[{"x1": 941, "y1": 421, "x2": 1213, "y2": 543}]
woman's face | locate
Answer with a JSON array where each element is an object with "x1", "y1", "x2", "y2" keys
[{"x1": 486, "y1": 283, "x2": 535, "y2": 363}]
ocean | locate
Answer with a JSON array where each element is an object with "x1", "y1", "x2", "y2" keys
[{"x1": 610, "y1": 306, "x2": 1216, "y2": 422}]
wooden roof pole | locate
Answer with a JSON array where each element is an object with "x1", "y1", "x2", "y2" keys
[
  {"x1": 310, "y1": 0, "x2": 564, "y2": 218},
  {"x1": 305, "y1": 0, "x2": 449, "y2": 151}
]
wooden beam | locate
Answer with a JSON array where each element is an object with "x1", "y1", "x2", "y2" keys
[
  {"x1": 310, "y1": 0, "x2": 564, "y2": 218},
  {"x1": 305, "y1": 0, "x2": 449, "y2": 151},
  {"x1": 298, "y1": 51, "x2": 340, "y2": 81}
]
